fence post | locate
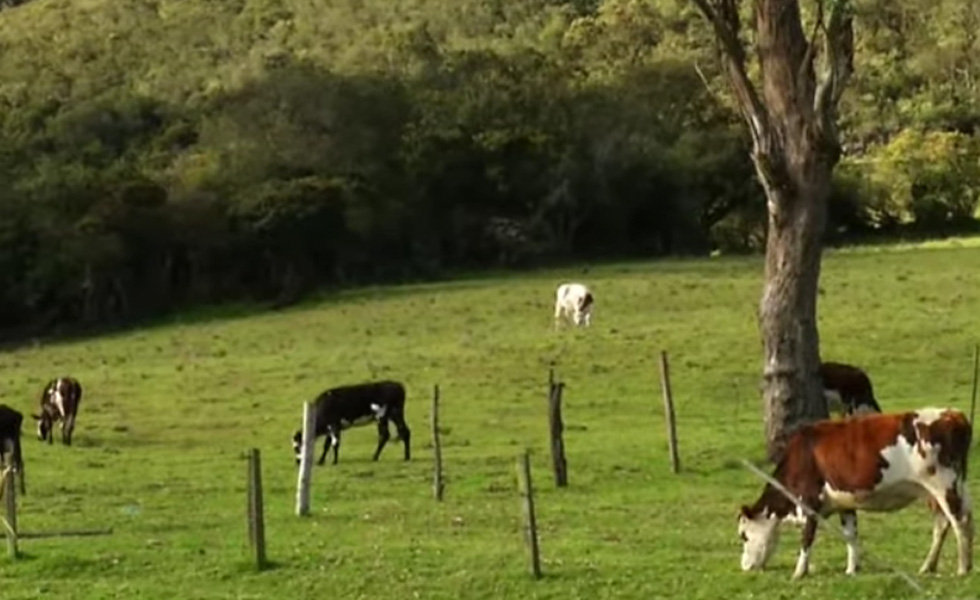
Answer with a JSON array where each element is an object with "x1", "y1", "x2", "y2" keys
[
  {"x1": 432, "y1": 384, "x2": 445, "y2": 501},
  {"x1": 970, "y1": 343, "x2": 978, "y2": 428},
  {"x1": 246, "y1": 448, "x2": 267, "y2": 569},
  {"x1": 295, "y1": 402, "x2": 317, "y2": 516},
  {"x1": 2, "y1": 468, "x2": 17, "y2": 559},
  {"x1": 516, "y1": 450, "x2": 542, "y2": 579},
  {"x1": 659, "y1": 350, "x2": 680, "y2": 474},
  {"x1": 547, "y1": 380, "x2": 568, "y2": 487}
]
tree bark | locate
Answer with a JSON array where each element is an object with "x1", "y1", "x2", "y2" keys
[
  {"x1": 691, "y1": 0, "x2": 853, "y2": 461},
  {"x1": 758, "y1": 165, "x2": 829, "y2": 461}
]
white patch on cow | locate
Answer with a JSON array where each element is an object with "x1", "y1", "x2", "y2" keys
[
  {"x1": 913, "y1": 407, "x2": 947, "y2": 427},
  {"x1": 370, "y1": 403, "x2": 387, "y2": 418},
  {"x1": 823, "y1": 390, "x2": 845, "y2": 415},
  {"x1": 842, "y1": 513, "x2": 860, "y2": 575},
  {"x1": 851, "y1": 404, "x2": 878, "y2": 416},
  {"x1": 739, "y1": 511, "x2": 781, "y2": 571},
  {"x1": 51, "y1": 380, "x2": 67, "y2": 419},
  {"x1": 792, "y1": 547, "x2": 811, "y2": 579},
  {"x1": 784, "y1": 505, "x2": 808, "y2": 526},
  {"x1": 820, "y1": 437, "x2": 931, "y2": 512}
]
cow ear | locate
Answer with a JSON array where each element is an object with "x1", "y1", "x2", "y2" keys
[{"x1": 739, "y1": 505, "x2": 753, "y2": 520}]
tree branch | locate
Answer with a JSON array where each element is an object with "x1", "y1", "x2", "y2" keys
[
  {"x1": 797, "y1": 0, "x2": 825, "y2": 96},
  {"x1": 690, "y1": 0, "x2": 770, "y2": 149},
  {"x1": 813, "y1": 1, "x2": 854, "y2": 138}
]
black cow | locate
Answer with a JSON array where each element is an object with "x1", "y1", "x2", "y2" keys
[
  {"x1": 820, "y1": 362, "x2": 881, "y2": 417},
  {"x1": 33, "y1": 376, "x2": 83, "y2": 445},
  {"x1": 292, "y1": 380, "x2": 411, "y2": 466},
  {"x1": 0, "y1": 404, "x2": 26, "y2": 495}
]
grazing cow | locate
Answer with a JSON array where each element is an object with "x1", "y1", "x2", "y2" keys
[
  {"x1": 738, "y1": 408, "x2": 973, "y2": 579},
  {"x1": 0, "y1": 404, "x2": 26, "y2": 495},
  {"x1": 820, "y1": 361, "x2": 881, "y2": 417},
  {"x1": 292, "y1": 380, "x2": 411, "y2": 466},
  {"x1": 554, "y1": 282, "x2": 594, "y2": 328},
  {"x1": 33, "y1": 376, "x2": 83, "y2": 446}
]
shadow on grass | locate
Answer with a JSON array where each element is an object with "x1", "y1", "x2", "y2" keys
[{"x1": 233, "y1": 559, "x2": 285, "y2": 574}]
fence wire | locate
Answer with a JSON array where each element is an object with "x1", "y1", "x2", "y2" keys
[{"x1": 739, "y1": 458, "x2": 928, "y2": 596}]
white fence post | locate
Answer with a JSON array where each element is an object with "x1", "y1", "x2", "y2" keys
[{"x1": 295, "y1": 402, "x2": 317, "y2": 516}]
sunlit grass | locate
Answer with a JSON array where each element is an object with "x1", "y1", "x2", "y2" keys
[{"x1": 0, "y1": 243, "x2": 978, "y2": 599}]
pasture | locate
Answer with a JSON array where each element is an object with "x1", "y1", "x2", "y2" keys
[{"x1": 1, "y1": 239, "x2": 980, "y2": 599}]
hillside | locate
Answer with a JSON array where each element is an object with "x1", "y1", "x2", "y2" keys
[{"x1": 0, "y1": 0, "x2": 978, "y2": 337}]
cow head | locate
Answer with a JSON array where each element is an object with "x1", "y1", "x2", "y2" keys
[
  {"x1": 737, "y1": 505, "x2": 781, "y2": 571},
  {"x1": 31, "y1": 412, "x2": 53, "y2": 442},
  {"x1": 292, "y1": 430, "x2": 303, "y2": 464}
]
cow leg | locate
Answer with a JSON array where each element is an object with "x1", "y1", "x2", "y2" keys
[
  {"x1": 920, "y1": 505, "x2": 950, "y2": 574},
  {"x1": 62, "y1": 416, "x2": 73, "y2": 446},
  {"x1": 393, "y1": 417, "x2": 411, "y2": 461},
  {"x1": 330, "y1": 428, "x2": 342, "y2": 465},
  {"x1": 840, "y1": 511, "x2": 860, "y2": 575},
  {"x1": 317, "y1": 426, "x2": 336, "y2": 465},
  {"x1": 792, "y1": 516, "x2": 819, "y2": 579},
  {"x1": 373, "y1": 419, "x2": 390, "y2": 461},
  {"x1": 925, "y1": 485, "x2": 973, "y2": 575}
]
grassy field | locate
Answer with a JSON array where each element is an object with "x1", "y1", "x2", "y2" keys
[{"x1": 1, "y1": 240, "x2": 980, "y2": 600}]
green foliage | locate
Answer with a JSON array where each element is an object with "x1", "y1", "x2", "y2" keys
[
  {"x1": 850, "y1": 130, "x2": 980, "y2": 229},
  {"x1": 0, "y1": 0, "x2": 978, "y2": 335}
]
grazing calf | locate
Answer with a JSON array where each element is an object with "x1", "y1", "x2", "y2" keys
[
  {"x1": 820, "y1": 361, "x2": 881, "y2": 417},
  {"x1": 33, "y1": 376, "x2": 83, "y2": 446},
  {"x1": 292, "y1": 380, "x2": 411, "y2": 466},
  {"x1": 738, "y1": 408, "x2": 973, "y2": 579},
  {"x1": 554, "y1": 282, "x2": 594, "y2": 328},
  {"x1": 0, "y1": 404, "x2": 26, "y2": 495}
]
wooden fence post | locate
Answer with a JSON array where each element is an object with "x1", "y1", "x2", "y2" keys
[
  {"x1": 246, "y1": 448, "x2": 267, "y2": 570},
  {"x1": 547, "y1": 380, "x2": 568, "y2": 487},
  {"x1": 295, "y1": 402, "x2": 317, "y2": 516},
  {"x1": 432, "y1": 384, "x2": 445, "y2": 501},
  {"x1": 970, "y1": 343, "x2": 979, "y2": 428},
  {"x1": 659, "y1": 350, "x2": 680, "y2": 474},
  {"x1": 2, "y1": 468, "x2": 17, "y2": 559},
  {"x1": 516, "y1": 450, "x2": 542, "y2": 579}
]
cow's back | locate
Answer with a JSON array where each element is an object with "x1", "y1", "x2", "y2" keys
[
  {"x1": 793, "y1": 410, "x2": 969, "y2": 498},
  {"x1": 317, "y1": 380, "x2": 404, "y2": 412},
  {"x1": 0, "y1": 404, "x2": 22, "y2": 435}
]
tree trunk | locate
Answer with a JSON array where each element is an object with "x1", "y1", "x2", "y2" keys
[
  {"x1": 752, "y1": 0, "x2": 839, "y2": 461},
  {"x1": 757, "y1": 160, "x2": 830, "y2": 461},
  {"x1": 689, "y1": 0, "x2": 854, "y2": 461}
]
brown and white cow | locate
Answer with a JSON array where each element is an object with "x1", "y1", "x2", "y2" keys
[
  {"x1": 33, "y1": 377, "x2": 83, "y2": 446},
  {"x1": 738, "y1": 408, "x2": 973, "y2": 578},
  {"x1": 820, "y1": 362, "x2": 881, "y2": 417}
]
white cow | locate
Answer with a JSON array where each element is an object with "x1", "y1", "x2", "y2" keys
[{"x1": 554, "y1": 283, "x2": 594, "y2": 328}]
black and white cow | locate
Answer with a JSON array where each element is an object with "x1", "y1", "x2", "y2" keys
[
  {"x1": 33, "y1": 376, "x2": 83, "y2": 446},
  {"x1": 820, "y1": 362, "x2": 881, "y2": 417},
  {"x1": 292, "y1": 380, "x2": 411, "y2": 466},
  {"x1": 0, "y1": 404, "x2": 26, "y2": 495}
]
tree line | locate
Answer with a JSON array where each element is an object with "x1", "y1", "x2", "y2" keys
[{"x1": 0, "y1": 0, "x2": 978, "y2": 337}]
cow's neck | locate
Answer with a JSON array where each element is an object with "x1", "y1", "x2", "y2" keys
[{"x1": 751, "y1": 483, "x2": 799, "y2": 520}]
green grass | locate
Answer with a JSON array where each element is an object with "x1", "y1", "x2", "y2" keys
[{"x1": 1, "y1": 241, "x2": 980, "y2": 599}]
